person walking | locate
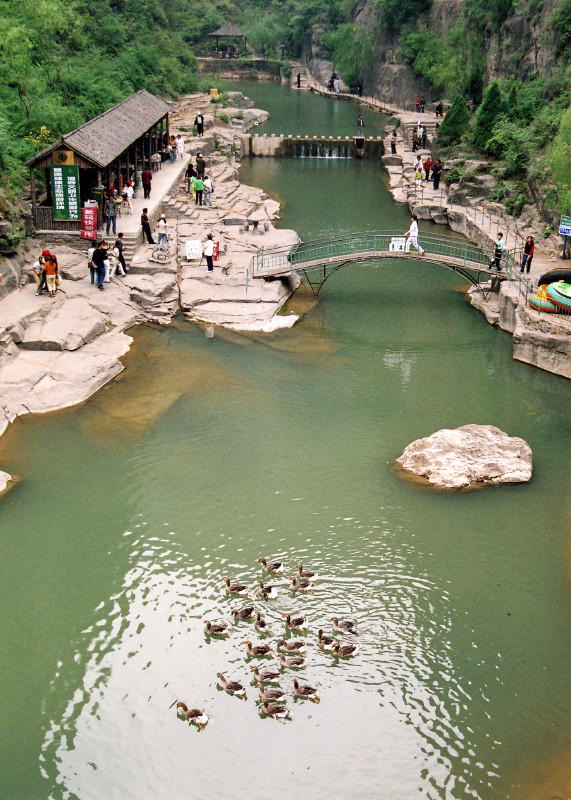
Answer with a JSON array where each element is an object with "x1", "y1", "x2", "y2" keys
[
  {"x1": 123, "y1": 182, "x2": 134, "y2": 214},
  {"x1": 87, "y1": 243, "x2": 97, "y2": 284},
  {"x1": 34, "y1": 249, "x2": 50, "y2": 295},
  {"x1": 296, "y1": 72, "x2": 301, "y2": 88},
  {"x1": 196, "y1": 153, "x2": 206, "y2": 180},
  {"x1": 357, "y1": 114, "x2": 365, "y2": 132},
  {"x1": 421, "y1": 126, "x2": 427, "y2": 148},
  {"x1": 203, "y1": 175, "x2": 214, "y2": 207},
  {"x1": 192, "y1": 175, "x2": 204, "y2": 206},
  {"x1": 415, "y1": 96, "x2": 421, "y2": 113},
  {"x1": 91, "y1": 241, "x2": 107, "y2": 291},
  {"x1": 492, "y1": 232, "x2": 505, "y2": 270},
  {"x1": 104, "y1": 195, "x2": 117, "y2": 235},
  {"x1": 176, "y1": 134, "x2": 185, "y2": 159},
  {"x1": 334, "y1": 76, "x2": 341, "y2": 94},
  {"x1": 194, "y1": 113, "x2": 204, "y2": 136},
  {"x1": 414, "y1": 157, "x2": 423, "y2": 189},
  {"x1": 432, "y1": 159, "x2": 443, "y2": 190},
  {"x1": 390, "y1": 131, "x2": 397, "y2": 154},
  {"x1": 203, "y1": 233, "x2": 215, "y2": 272},
  {"x1": 114, "y1": 233, "x2": 128, "y2": 274},
  {"x1": 520, "y1": 236, "x2": 535, "y2": 273},
  {"x1": 185, "y1": 162, "x2": 196, "y2": 195},
  {"x1": 411, "y1": 129, "x2": 418, "y2": 153},
  {"x1": 404, "y1": 215, "x2": 425, "y2": 255},
  {"x1": 157, "y1": 214, "x2": 168, "y2": 246},
  {"x1": 43, "y1": 253, "x2": 59, "y2": 298},
  {"x1": 141, "y1": 208, "x2": 155, "y2": 244},
  {"x1": 142, "y1": 167, "x2": 152, "y2": 199},
  {"x1": 423, "y1": 156, "x2": 433, "y2": 181}
]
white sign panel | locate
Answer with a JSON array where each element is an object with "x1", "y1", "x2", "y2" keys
[{"x1": 185, "y1": 240, "x2": 203, "y2": 260}]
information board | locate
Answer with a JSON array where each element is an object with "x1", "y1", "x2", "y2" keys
[
  {"x1": 559, "y1": 215, "x2": 571, "y2": 236},
  {"x1": 50, "y1": 166, "x2": 81, "y2": 221}
]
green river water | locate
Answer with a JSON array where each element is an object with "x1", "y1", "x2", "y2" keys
[{"x1": 0, "y1": 80, "x2": 570, "y2": 800}]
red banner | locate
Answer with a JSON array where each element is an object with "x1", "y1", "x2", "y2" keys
[
  {"x1": 213, "y1": 241, "x2": 220, "y2": 261},
  {"x1": 81, "y1": 206, "x2": 98, "y2": 240}
]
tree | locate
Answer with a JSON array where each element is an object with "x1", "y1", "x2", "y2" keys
[
  {"x1": 548, "y1": 105, "x2": 571, "y2": 215},
  {"x1": 436, "y1": 94, "x2": 470, "y2": 146},
  {"x1": 472, "y1": 81, "x2": 505, "y2": 152}
]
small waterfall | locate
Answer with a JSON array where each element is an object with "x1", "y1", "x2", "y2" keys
[{"x1": 292, "y1": 138, "x2": 352, "y2": 158}]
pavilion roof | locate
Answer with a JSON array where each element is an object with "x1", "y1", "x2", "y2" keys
[
  {"x1": 208, "y1": 23, "x2": 245, "y2": 37},
  {"x1": 26, "y1": 90, "x2": 171, "y2": 169}
]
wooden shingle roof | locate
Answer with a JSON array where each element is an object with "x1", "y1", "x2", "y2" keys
[
  {"x1": 26, "y1": 90, "x2": 171, "y2": 169},
  {"x1": 208, "y1": 23, "x2": 245, "y2": 37}
]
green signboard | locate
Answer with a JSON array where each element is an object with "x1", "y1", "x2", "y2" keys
[
  {"x1": 50, "y1": 165, "x2": 80, "y2": 221},
  {"x1": 559, "y1": 215, "x2": 571, "y2": 236}
]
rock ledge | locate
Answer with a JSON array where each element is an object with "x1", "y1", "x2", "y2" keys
[{"x1": 395, "y1": 424, "x2": 532, "y2": 490}]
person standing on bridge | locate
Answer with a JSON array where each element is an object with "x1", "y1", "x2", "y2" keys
[
  {"x1": 357, "y1": 114, "x2": 365, "y2": 132},
  {"x1": 404, "y1": 215, "x2": 425, "y2": 256},
  {"x1": 492, "y1": 232, "x2": 505, "y2": 270}
]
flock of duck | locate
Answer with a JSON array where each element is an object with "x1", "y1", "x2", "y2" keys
[{"x1": 174, "y1": 557, "x2": 360, "y2": 728}]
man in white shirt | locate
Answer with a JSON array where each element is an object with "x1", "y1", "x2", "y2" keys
[
  {"x1": 176, "y1": 135, "x2": 185, "y2": 159},
  {"x1": 404, "y1": 215, "x2": 425, "y2": 255},
  {"x1": 123, "y1": 182, "x2": 134, "y2": 214},
  {"x1": 203, "y1": 233, "x2": 215, "y2": 271}
]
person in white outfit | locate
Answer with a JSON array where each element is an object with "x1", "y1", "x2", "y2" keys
[
  {"x1": 203, "y1": 233, "x2": 215, "y2": 271},
  {"x1": 404, "y1": 215, "x2": 425, "y2": 255},
  {"x1": 176, "y1": 135, "x2": 185, "y2": 159},
  {"x1": 123, "y1": 182, "x2": 134, "y2": 214},
  {"x1": 157, "y1": 214, "x2": 168, "y2": 247},
  {"x1": 203, "y1": 175, "x2": 214, "y2": 207}
]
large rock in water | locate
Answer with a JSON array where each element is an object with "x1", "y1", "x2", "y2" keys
[{"x1": 395, "y1": 425, "x2": 532, "y2": 490}]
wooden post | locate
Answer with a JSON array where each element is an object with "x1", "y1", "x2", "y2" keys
[
  {"x1": 30, "y1": 167, "x2": 37, "y2": 227},
  {"x1": 165, "y1": 114, "x2": 169, "y2": 149}
]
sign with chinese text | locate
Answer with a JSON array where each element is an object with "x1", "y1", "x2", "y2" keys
[
  {"x1": 213, "y1": 241, "x2": 220, "y2": 261},
  {"x1": 185, "y1": 240, "x2": 203, "y2": 260},
  {"x1": 80, "y1": 207, "x2": 98, "y2": 240},
  {"x1": 559, "y1": 215, "x2": 571, "y2": 236},
  {"x1": 50, "y1": 165, "x2": 80, "y2": 221}
]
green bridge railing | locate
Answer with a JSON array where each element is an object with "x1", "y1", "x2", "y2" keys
[{"x1": 247, "y1": 231, "x2": 519, "y2": 288}]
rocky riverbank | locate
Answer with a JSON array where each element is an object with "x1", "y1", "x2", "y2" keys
[{"x1": 0, "y1": 91, "x2": 301, "y2": 464}]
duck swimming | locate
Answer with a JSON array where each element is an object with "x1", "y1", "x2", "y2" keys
[
  {"x1": 175, "y1": 701, "x2": 209, "y2": 729},
  {"x1": 222, "y1": 576, "x2": 249, "y2": 596},
  {"x1": 231, "y1": 606, "x2": 255, "y2": 621},
  {"x1": 289, "y1": 575, "x2": 312, "y2": 593},
  {"x1": 332, "y1": 642, "x2": 360, "y2": 658},
  {"x1": 242, "y1": 640, "x2": 273, "y2": 658},
  {"x1": 260, "y1": 700, "x2": 290, "y2": 719},
  {"x1": 203, "y1": 620, "x2": 229, "y2": 636},
  {"x1": 330, "y1": 617, "x2": 358, "y2": 635},
  {"x1": 255, "y1": 612, "x2": 271, "y2": 637},
  {"x1": 277, "y1": 639, "x2": 306, "y2": 653},
  {"x1": 257, "y1": 579, "x2": 279, "y2": 601},
  {"x1": 279, "y1": 654, "x2": 306, "y2": 669},
  {"x1": 250, "y1": 665, "x2": 281, "y2": 684},
  {"x1": 216, "y1": 673, "x2": 247, "y2": 698},
  {"x1": 317, "y1": 629, "x2": 336, "y2": 650},
  {"x1": 258, "y1": 686, "x2": 287, "y2": 703},
  {"x1": 295, "y1": 563, "x2": 317, "y2": 581},
  {"x1": 257, "y1": 557, "x2": 284, "y2": 574},
  {"x1": 283, "y1": 613, "x2": 307, "y2": 631},
  {"x1": 293, "y1": 678, "x2": 320, "y2": 703}
]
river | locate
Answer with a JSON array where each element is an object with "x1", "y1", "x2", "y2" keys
[{"x1": 0, "y1": 80, "x2": 570, "y2": 800}]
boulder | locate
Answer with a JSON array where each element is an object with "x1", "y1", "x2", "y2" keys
[
  {"x1": 0, "y1": 470, "x2": 13, "y2": 495},
  {"x1": 19, "y1": 297, "x2": 106, "y2": 351},
  {"x1": 395, "y1": 424, "x2": 532, "y2": 490}
]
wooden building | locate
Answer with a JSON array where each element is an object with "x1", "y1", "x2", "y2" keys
[
  {"x1": 207, "y1": 23, "x2": 246, "y2": 57},
  {"x1": 26, "y1": 90, "x2": 171, "y2": 232}
]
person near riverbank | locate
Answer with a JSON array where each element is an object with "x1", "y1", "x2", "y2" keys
[
  {"x1": 411, "y1": 129, "x2": 419, "y2": 152},
  {"x1": 520, "y1": 236, "x2": 535, "y2": 273},
  {"x1": 43, "y1": 252, "x2": 59, "y2": 297},
  {"x1": 420, "y1": 96, "x2": 426, "y2": 113},
  {"x1": 141, "y1": 208, "x2": 155, "y2": 244},
  {"x1": 157, "y1": 214, "x2": 168, "y2": 246},
  {"x1": 176, "y1": 135, "x2": 185, "y2": 159},
  {"x1": 203, "y1": 175, "x2": 214, "y2": 207},
  {"x1": 432, "y1": 159, "x2": 443, "y2": 190},
  {"x1": 104, "y1": 196, "x2": 117, "y2": 235},
  {"x1": 114, "y1": 233, "x2": 128, "y2": 274},
  {"x1": 390, "y1": 131, "x2": 397, "y2": 154},
  {"x1": 196, "y1": 153, "x2": 206, "y2": 180},
  {"x1": 415, "y1": 96, "x2": 420, "y2": 113},
  {"x1": 423, "y1": 156, "x2": 433, "y2": 181},
  {"x1": 435, "y1": 102, "x2": 444, "y2": 118},
  {"x1": 334, "y1": 76, "x2": 341, "y2": 93},
  {"x1": 421, "y1": 126, "x2": 427, "y2": 148},
  {"x1": 357, "y1": 114, "x2": 365, "y2": 132},
  {"x1": 91, "y1": 241, "x2": 107, "y2": 290},
  {"x1": 297, "y1": 72, "x2": 301, "y2": 88},
  {"x1": 492, "y1": 233, "x2": 505, "y2": 270},
  {"x1": 414, "y1": 158, "x2": 423, "y2": 189},
  {"x1": 192, "y1": 175, "x2": 204, "y2": 205},
  {"x1": 142, "y1": 168, "x2": 152, "y2": 199},
  {"x1": 357, "y1": 81, "x2": 363, "y2": 97},
  {"x1": 203, "y1": 233, "x2": 215, "y2": 271},
  {"x1": 195, "y1": 113, "x2": 204, "y2": 136},
  {"x1": 404, "y1": 215, "x2": 425, "y2": 256}
]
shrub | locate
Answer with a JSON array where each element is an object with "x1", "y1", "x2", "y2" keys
[
  {"x1": 437, "y1": 95, "x2": 470, "y2": 146},
  {"x1": 472, "y1": 82, "x2": 506, "y2": 152},
  {"x1": 548, "y1": 105, "x2": 571, "y2": 215}
]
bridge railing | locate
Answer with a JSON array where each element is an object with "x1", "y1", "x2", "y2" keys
[{"x1": 249, "y1": 231, "x2": 518, "y2": 280}]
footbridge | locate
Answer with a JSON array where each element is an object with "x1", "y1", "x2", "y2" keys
[{"x1": 247, "y1": 232, "x2": 517, "y2": 294}]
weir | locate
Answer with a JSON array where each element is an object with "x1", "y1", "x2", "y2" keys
[{"x1": 241, "y1": 133, "x2": 384, "y2": 158}]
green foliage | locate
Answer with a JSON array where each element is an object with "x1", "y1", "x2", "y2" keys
[
  {"x1": 548, "y1": 105, "x2": 571, "y2": 215},
  {"x1": 549, "y1": 0, "x2": 571, "y2": 55},
  {"x1": 464, "y1": 0, "x2": 515, "y2": 28},
  {"x1": 436, "y1": 95, "x2": 470, "y2": 146},
  {"x1": 373, "y1": 0, "x2": 432, "y2": 32},
  {"x1": 322, "y1": 24, "x2": 374, "y2": 86},
  {"x1": 239, "y1": 8, "x2": 287, "y2": 56},
  {"x1": 472, "y1": 82, "x2": 506, "y2": 152},
  {"x1": 463, "y1": 63, "x2": 484, "y2": 106}
]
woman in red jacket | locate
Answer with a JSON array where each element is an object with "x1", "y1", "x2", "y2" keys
[{"x1": 520, "y1": 236, "x2": 534, "y2": 274}]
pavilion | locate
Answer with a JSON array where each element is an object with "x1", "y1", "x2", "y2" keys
[
  {"x1": 26, "y1": 90, "x2": 171, "y2": 233},
  {"x1": 207, "y1": 23, "x2": 246, "y2": 57}
]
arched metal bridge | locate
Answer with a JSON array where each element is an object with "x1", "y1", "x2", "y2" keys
[{"x1": 247, "y1": 232, "x2": 517, "y2": 294}]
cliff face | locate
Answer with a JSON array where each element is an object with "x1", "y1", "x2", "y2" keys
[{"x1": 306, "y1": 0, "x2": 565, "y2": 106}]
